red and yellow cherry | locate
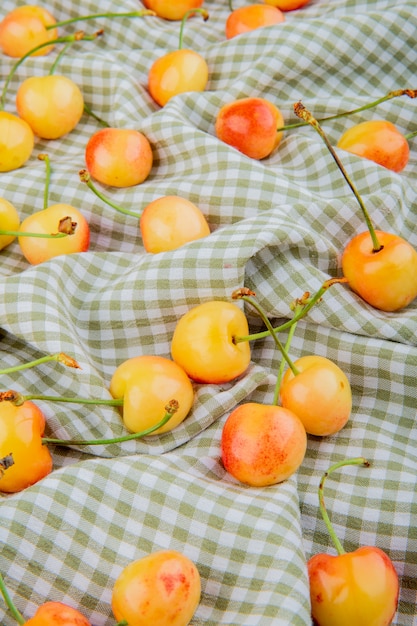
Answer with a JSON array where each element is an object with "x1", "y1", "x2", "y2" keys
[
  {"x1": 0, "y1": 5, "x2": 57, "y2": 58},
  {"x1": 142, "y1": 0, "x2": 204, "y2": 20},
  {"x1": 294, "y1": 102, "x2": 417, "y2": 312},
  {"x1": 308, "y1": 458, "x2": 399, "y2": 626},
  {"x1": 280, "y1": 355, "x2": 352, "y2": 437},
  {"x1": 24, "y1": 601, "x2": 92, "y2": 626},
  {"x1": 109, "y1": 355, "x2": 194, "y2": 434},
  {"x1": 171, "y1": 300, "x2": 251, "y2": 384},
  {"x1": 0, "y1": 400, "x2": 53, "y2": 494},
  {"x1": 140, "y1": 195, "x2": 211, "y2": 253},
  {"x1": 225, "y1": 4, "x2": 285, "y2": 39},
  {"x1": 263, "y1": 0, "x2": 311, "y2": 10},
  {"x1": 221, "y1": 402, "x2": 307, "y2": 486},
  {"x1": 148, "y1": 9, "x2": 209, "y2": 107},
  {"x1": 337, "y1": 119, "x2": 410, "y2": 173},
  {"x1": 0, "y1": 197, "x2": 20, "y2": 251},
  {"x1": 16, "y1": 75, "x2": 84, "y2": 139},
  {"x1": 18, "y1": 204, "x2": 90, "y2": 265},
  {"x1": 342, "y1": 230, "x2": 417, "y2": 312},
  {"x1": 215, "y1": 97, "x2": 284, "y2": 159},
  {"x1": 0, "y1": 111, "x2": 34, "y2": 172},
  {"x1": 85, "y1": 127, "x2": 153, "y2": 187},
  {"x1": 112, "y1": 550, "x2": 201, "y2": 626}
]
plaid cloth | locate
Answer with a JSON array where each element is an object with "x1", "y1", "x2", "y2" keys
[{"x1": 0, "y1": 0, "x2": 416, "y2": 623}]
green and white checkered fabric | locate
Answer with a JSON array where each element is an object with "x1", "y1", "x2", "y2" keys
[{"x1": 0, "y1": 0, "x2": 416, "y2": 623}]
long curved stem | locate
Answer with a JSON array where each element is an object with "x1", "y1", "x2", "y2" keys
[
  {"x1": 0, "y1": 573, "x2": 25, "y2": 625},
  {"x1": 0, "y1": 31, "x2": 102, "y2": 111},
  {"x1": 38, "y1": 154, "x2": 51, "y2": 210},
  {"x1": 79, "y1": 170, "x2": 139, "y2": 218},
  {"x1": 277, "y1": 89, "x2": 417, "y2": 133},
  {"x1": 46, "y1": 10, "x2": 156, "y2": 29},
  {"x1": 178, "y1": 9, "x2": 209, "y2": 50},
  {"x1": 0, "y1": 229, "x2": 68, "y2": 239},
  {"x1": 294, "y1": 102, "x2": 381, "y2": 252},
  {"x1": 318, "y1": 457, "x2": 370, "y2": 555},
  {"x1": 273, "y1": 303, "x2": 303, "y2": 405},
  {"x1": 234, "y1": 277, "x2": 345, "y2": 344},
  {"x1": 0, "y1": 353, "x2": 79, "y2": 376}
]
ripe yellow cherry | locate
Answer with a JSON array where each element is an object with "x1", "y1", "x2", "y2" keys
[
  {"x1": 16, "y1": 75, "x2": 84, "y2": 139},
  {"x1": 0, "y1": 5, "x2": 57, "y2": 57},
  {"x1": 18, "y1": 204, "x2": 90, "y2": 265},
  {"x1": 0, "y1": 198, "x2": 20, "y2": 251},
  {"x1": 171, "y1": 300, "x2": 251, "y2": 384},
  {"x1": 148, "y1": 49, "x2": 209, "y2": 107},
  {"x1": 140, "y1": 195, "x2": 210, "y2": 253},
  {"x1": 112, "y1": 550, "x2": 201, "y2": 626},
  {"x1": 226, "y1": 4, "x2": 285, "y2": 39},
  {"x1": 221, "y1": 402, "x2": 307, "y2": 486},
  {"x1": 280, "y1": 355, "x2": 352, "y2": 436},
  {"x1": 337, "y1": 119, "x2": 410, "y2": 173},
  {"x1": 342, "y1": 230, "x2": 417, "y2": 312},
  {"x1": 0, "y1": 111, "x2": 34, "y2": 172},
  {"x1": 142, "y1": 0, "x2": 204, "y2": 20},
  {"x1": 109, "y1": 355, "x2": 194, "y2": 434}
]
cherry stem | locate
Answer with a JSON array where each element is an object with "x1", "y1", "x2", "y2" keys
[
  {"x1": 79, "y1": 170, "x2": 139, "y2": 218},
  {"x1": 294, "y1": 101, "x2": 381, "y2": 252},
  {"x1": 0, "y1": 31, "x2": 103, "y2": 112},
  {"x1": 39, "y1": 153, "x2": 51, "y2": 210},
  {"x1": 0, "y1": 353, "x2": 80, "y2": 375},
  {"x1": 234, "y1": 277, "x2": 345, "y2": 344},
  {"x1": 232, "y1": 289, "x2": 300, "y2": 378},
  {"x1": 318, "y1": 457, "x2": 370, "y2": 556},
  {"x1": 83, "y1": 102, "x2": 110, "y2": 127},
  {"x1": 0, "y1": 573, "x2": 25, "y2": 625},
  {"x1": 48, "y1": 40, "x2": 73, "y2": 75},
  {"x1": 405, "y1": 128, "x2": 417, "y2": 140},
  {"x1": 46, "y1": 10, "x2": 156, "y2": 30},
  {"x1": 273, "y1": 301, "x2": 304, "y2": 405},
  {"x1": 0, "y1": 391, "x2": 178, "y2": 446},
  {"x1": 228, "y1": 0, "x2": 234, "y2": 11},
  {"x1": 0, "y1": 229, "x2": 68, "y2": 239},
  {"x1": 278, "y1": 89, "x2": 417, "y2": 132},
  {"x1": 178, "y1": 9, "x2": 209, "y2": 50}
]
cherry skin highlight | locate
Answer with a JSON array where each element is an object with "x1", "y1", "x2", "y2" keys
[
  {"x1": 148, "y1": 49, "x2": 209, "y2": 107},
  {"x1": 140, "y1": 195, "x2": 210, "y2": 253},
  {"x1": 342, "y1": 230, "x2": 417, "y2": 312},
  {"x1": 0, "y1": 5, "x2": 57, "y2": 57},
  {"x1": 337, "y1": 119, "x2": 410, "y2": 173},
  {"x1": 85, "y1": 128, "x2": 153, "y2": 187},
  {"x1": 16, "y1": 75, "x2": 84, "y2": 140},
  {"x1": 0, "y1": 112, "x2": 34, "y2": 172},
  {"x1": 112, "y1": 550, "x2": 201, "y2": 626},
  {"x1": 226, "y1": 4, "x2": 285, "y2": 39},
  {"x1": 142, "y1": 0, "x2": 204, "y2": 20},
  {"x1": 215, "y1": 97, "x2": 284, "y2": 159},
  {"x1": 221, "y1": 402, "x2": 307, "y2": 486}
]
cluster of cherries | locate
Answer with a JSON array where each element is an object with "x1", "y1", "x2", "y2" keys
[{"x1": 0, "y1": 1, "x2": 414, "y2": 625}]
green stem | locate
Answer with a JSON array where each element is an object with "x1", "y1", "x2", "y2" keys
[
  {"x1": 79, "y1": 170, "x2": 139, "y2": 218},
  {"x1": 46, "y1": 10, "x2": 156, "y2": 30},
  {"x1": 42, "y1": 401, "x2": 178, "y2": 446},
  {"x1": 83, "y1": 102, "x2": 110, "y2": 127},
  {"x1": 232, "y1": 290, "x2": 299, "y2": 378},
  {"x1": 38, "y1": 154, "x2": 51, "y2": 210},
  {"x1": 0, "y1": 31, "x2": 103, "y2": 112},
  {"x1": 0, "y1": 230, "x2": 68, "y2": 239},
  {"x1": 228, "y1": 0, "x2": 234, "y2": 11},
  {"x1": 404, "y1": 128, "x2": 417, "y2": 140},
  {"x1": 0, "y1": 573, "x2": 25, "y2": 625},
  {"x1": 277, "y1": 89, "x2": 417, "y2": 133},
  {"x1": 234, "y1": 277, "x2": 344, "y2": 344},
  {"x1": 318, "y1": 457, "x2": 370, "y2": 556},
  {"x1": 178, "y1": 9, "x2": 209, "y2": 50},
  {"x1": 48, "y1": 40, "x2": 73, "y2": 75},
  {"x1": 294, "y1": 102, "x2": 381, "y2": 252},
  {"x1": 115, "y1": 621, "x2": 129, "y2": 626},
  {"x1": 0, "y1": 353, "x2": 79, "y2": 376},
  {"x1": 273, "y1": 303, "x2": 303, "y2": 405}
]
